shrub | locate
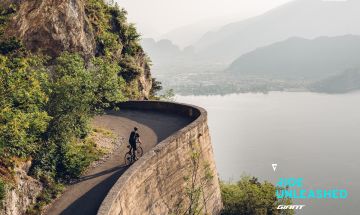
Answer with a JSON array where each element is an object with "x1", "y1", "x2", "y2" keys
[
  {"x1": 0, "y1": 55, "x2": 51, "y2": 158},
  {"x1": 1, "y1": 0, "x2": 154, "y2": 190},
  {"x1": 91, "y1": 57, "x2": 126, "y2": 110},
  {"x1": 46, "y1": 53, "x2": 96, "y2": 140},
  {"x1": 0, "y1": 178, "x2": 5, "y2": 206},
  {"x1": 57, "y1": 137, "x2": 102, "y2": 180},
  {"x1": 26, "y1": 176, "x2": 64, "y2": 214},
  {"x1": 221, "y1": 176, "x2": 294, "y2": 215}
]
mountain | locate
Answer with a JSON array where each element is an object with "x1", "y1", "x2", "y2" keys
[
  {"x1": 141, "y1": 38, "x2": 197, "y2": 77},
  {"x1": 159, "y1": 18, "x2": 227, "y2": 48},
  {"x1": 310, "y1": 70, "x2": 360, "y2": 93},
  {"x1": 141, "y1": 38, "x2": 182, "y2": 64},
  {"x1": 194, "y1": 0, "x2": 360, "y2": 64},
  {"x1": 227, "y1": 35, "x2": 360, "y2": 80}
]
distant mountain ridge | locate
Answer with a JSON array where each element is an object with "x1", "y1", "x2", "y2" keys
[
  {"x1": 159, "y1": 18, "x2": 229, "y2": 48},
  {"x1": 141, "y1": 38, "x2": 181, "y2": 62},
  {"x1": 228, "y1": 35, "x2": 360, "y2": 80},
  {"x1": 141, "y1": 38, "x2": 196, "y2": 69},
  {"x1": 194, "y1": 0, "x2": 360, "y2": 64},
  {"x1": 310, "y1": 69, "x2": 360, "y2": 93}
]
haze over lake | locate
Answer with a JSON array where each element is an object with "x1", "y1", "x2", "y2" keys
[{"x1": 177, "y1": 92, "x2": 360, "y2": 215}]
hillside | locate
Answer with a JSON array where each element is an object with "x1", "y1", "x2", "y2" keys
[
  {"x1": 194, "y1": 0, "x2": 360, "y2": 64},
  {"x1": 310, "y1": 70, "x2": 360, "y2": 94},
  {"x1": 141, "y1": 38, "x2": 182, "y2": 65},
  {"x1": 0, "y1": 0, "x2": 159, "y2": 214},
  {"x1": 227, "y1": 35, "x2": 360, "y2": 80}
]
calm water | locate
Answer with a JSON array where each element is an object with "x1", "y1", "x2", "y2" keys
[{"x1": 177, "y1": 92, "x2": 360, "y2": 215}]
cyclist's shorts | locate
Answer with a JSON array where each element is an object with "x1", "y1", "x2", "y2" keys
[{"x1": 130, "y1": 142, "x2": 137, "y2": 150}]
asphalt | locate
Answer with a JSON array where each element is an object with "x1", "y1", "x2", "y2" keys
[{"x1": 45, "y1": 109, "x2": 193, "y2": 215}]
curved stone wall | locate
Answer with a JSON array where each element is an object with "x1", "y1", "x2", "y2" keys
[{"x1": 97, "y1": 101, "x2": 222, "y2": 215}]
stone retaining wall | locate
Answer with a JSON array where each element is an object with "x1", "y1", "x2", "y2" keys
[{"x1": 97, "y1": 101, "x2": 222, "y2": 215}]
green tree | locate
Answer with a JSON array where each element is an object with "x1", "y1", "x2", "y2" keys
[
  {"x1": 0, "y1": 55, "x2": 51, "y2": 158},
  {"x1": 221, "y1": 176, "x2": 294, "y2": 215},
  {"x1": 90, "y1": 57, "x2": 126, "y2": 110},
  {"x1": 47, "y1": 53, "x2": 95, "y2": 140},
  {"x1": 0, "y1": 178, "x2": 5, "y2": 208}
]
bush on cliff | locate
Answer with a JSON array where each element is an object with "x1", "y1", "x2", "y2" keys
[
  {"x1": 0, "y1": 51, "x2": 127, "y2": 181},
  {"x1": 0, "y1": 178, "x2": 5, "y2": 207},
  {"x1": 0, "y1": 55, "x2": 51, "y2": 158},
  {"x1": 0, "y1": 0, "x2": 157, "y2": 184},
  {"x1": 221, "y1": 176, "x2": 294, "y2": 215},
  {"x1": 85, "y1": 0, "x2": 154, "y2": 99}
]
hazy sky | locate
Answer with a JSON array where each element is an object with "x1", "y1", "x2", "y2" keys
[{"x1": 116, "y1": 0, "x2": 293, "y2": 38}]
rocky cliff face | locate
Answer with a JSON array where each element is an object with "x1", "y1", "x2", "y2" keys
[
  {"x1": 0, "y1": 1, "x2": 155, "y2": 214},
  {"x1": 6, "y1": 0, "x2": 95, "y2": 58},
  {"x1": 3, "y1": 0, "x2": 153, "y2": 99},
  {"x1": 1, "y1": 161, "x2": 43, "y2": 215}
]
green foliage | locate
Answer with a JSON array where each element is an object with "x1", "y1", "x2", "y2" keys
[
  {"x1": 91, "y1": 57, "x2": 126, "y2": 109},
  {"x1": 30, "y1": 53, "x2": 123, "y2": 180},
  {"x1": 0, "y1": 50, "x2": 127, "y2": 181},
  {"x1": 221, "y1": 176, "x2": 294, "y2": 215},
  {"x1": 150, "y1": 78, "x2": 175, "y2": 101},
  {"x1": 0, "y1": 55, "x2": 51, "y2": 158},
  {"x1": 0, "y1": 37, "x2": 23, "y2": 55},
  {"x1": 0, "y1": 4, "x2": 23, "y2": 55},
  {"x1": 0, "y1": 3, "x2": 17, "y2": 36},
  {"x1": 58, "y1": 137, "x2": 103, "y2": 180},
  {"x1": 150, "y1": 78, "x2": 162, "y2": 100},
  {"x1": 160, "y1": 89, "x2": 175, "y2": 102},
  {"x1": 26, "y1": 175, "x2": 64, "y2": 214},
  {"x1": 84, "y1": 0, "x2": 151, "y2": 98},
  {"x1": 118, "y1": 54, "x2": 142, "y2": 82},
  {"x1": 47, "y1": 53, "x2": 96, "y2": 140},
  {"x1": 0, "y1": 178, "x2": 5, "y2": 207},
  {"x1": 0, "y1": 0, "x2": 157, "y2": 211}
]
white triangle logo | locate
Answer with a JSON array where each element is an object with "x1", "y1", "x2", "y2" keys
[{"x1": 272, "y1": 163, "x2": 278, "y2": 172}]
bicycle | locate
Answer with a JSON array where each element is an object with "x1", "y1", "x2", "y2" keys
[{"x1": 124, "y1": 141, "x2": 143, "y2": 165}]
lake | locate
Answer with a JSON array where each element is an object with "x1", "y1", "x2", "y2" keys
[{"x1": 177, "y1": 92, "x2": 360, "y2": 215}]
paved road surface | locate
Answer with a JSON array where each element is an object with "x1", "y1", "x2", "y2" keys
[{"x1": 46, "y1": 109, "x2": 193, "y2": 215}]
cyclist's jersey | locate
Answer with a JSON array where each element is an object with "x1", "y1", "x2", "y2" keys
[{"x1": 129, "y1": 131, "x2": 139, "y2": 144}]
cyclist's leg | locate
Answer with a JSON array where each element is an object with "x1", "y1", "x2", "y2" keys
[
  {"x1": 132, "y1": 143, "x2": 137, "y2": 160},
  {"x1": 129, "y1": 143, "x2": 134, "y2": 160}
]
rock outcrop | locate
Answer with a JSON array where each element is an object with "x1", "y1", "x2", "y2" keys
[
  {"x1": 2, "y1": 0, "x2": 153, "y2": 99},
  {"x1": 1, "y1": 161, "x2": 43, "y2": 215},
  {"x1": 0, "y1": 1, "x2": 156, "y2": 214},
  {"x1": 6, "y1": 0, "x2": 95, "y2": 58}
]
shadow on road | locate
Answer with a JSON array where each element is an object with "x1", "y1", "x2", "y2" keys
[
  {"x1": 60, "y1": 166, "x2": 128, "y2": 215},
  {"x1": 108, "y1": 109, "x2": 193, "y2": 142},
  {"x1": 71, "y1": 165, "x2": 128, "y2": 185},
  {"x1": 48, "y1": 109, "x2": 194, "y2": 215}
]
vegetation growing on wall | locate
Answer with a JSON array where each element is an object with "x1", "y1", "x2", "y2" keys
[
  {"x1": 0, "y1": 178, "x2": 5, "y2": 208},
  {"x1": 171, "y1": 140, "x2": 214, "y2": 215}
]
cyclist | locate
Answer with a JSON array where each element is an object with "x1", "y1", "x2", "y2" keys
[{"x1": 128, "y1": 127, "x2": 141, "y2": 160}]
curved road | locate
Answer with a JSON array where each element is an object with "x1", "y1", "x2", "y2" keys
[{"x1": 46, "y1": 109, "x2": 193, "y2": 215}]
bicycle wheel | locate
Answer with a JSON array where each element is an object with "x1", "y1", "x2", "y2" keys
[
  {"x1": 124, "y1": 152, "x2": 133, "y2": 166},
  {"x1": 136, "y1": 146, "x2": 143, "y2": 158}
]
